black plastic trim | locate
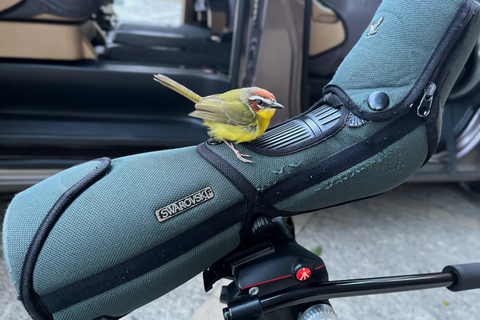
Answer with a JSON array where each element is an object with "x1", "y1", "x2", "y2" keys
[
  {"x1": 19, "y1": 157, "x2": 111, "y2": 320},
  {"x1": 0, "y1": 16, "x2": 87, "y2": 24},
  {"x1": 244, "y1": 103, "x2": 347, "y2": 156},
  {"x1": 300, "y1": 0, "x2": 312, "y2": 111},
  {"x1": 229, "y1": 0, "x2": 248, "y2": 88},
  {"x1": 0, "y1": 61, "x2": 228, "y2": 152},
  {"x1": 248, "y1": 103, "x2": 342, "y2": 151},
  {"x1": 240, "y1": 0, "x2": 265, "y2": 87}
]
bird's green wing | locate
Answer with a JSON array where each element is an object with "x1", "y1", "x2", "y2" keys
[
  {"x1": 189, "y1": 96, "x2": 231, "y2": 124},
  {"x1": 190, "y1": 95, "x2": 255, "y2": 126},
  {"x1": 221, "y1": 98, "x2": 256, "y2": 126}
]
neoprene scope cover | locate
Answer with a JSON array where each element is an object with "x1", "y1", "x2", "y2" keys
[{"x1": 3, "y1": 0, "x2": 480, "y2": 319}]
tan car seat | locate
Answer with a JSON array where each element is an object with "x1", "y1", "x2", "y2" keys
[{"x1": 0, "y1": 0, "x2": 105, "y2": 60}]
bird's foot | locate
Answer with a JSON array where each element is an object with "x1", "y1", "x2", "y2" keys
[
  {"x1": 223, "y1": 140, "x2": 254, "y2": 163},
  {"x1": 234, "y1": 150, "x2": 253, "y2": 163}
]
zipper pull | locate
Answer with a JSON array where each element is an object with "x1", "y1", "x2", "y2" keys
[{"x1": 417, "y1": 82, "x2": 437, "y2": 118}]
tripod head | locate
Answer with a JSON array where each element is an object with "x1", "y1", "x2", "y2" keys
[
  {"x1": 204, "y1": 216, "x2": 331, "y2": 320},
  {"x1": 203, "y1": 216, "x2": 480, "y2": 320}
]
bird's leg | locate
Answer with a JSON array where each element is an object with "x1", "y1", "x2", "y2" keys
[{"x1": 223, "y1": 140, "x2": 253, "y2": 163}]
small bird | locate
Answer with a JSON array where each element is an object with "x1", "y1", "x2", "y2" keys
[{"x1": 154, "y1": 74, "x2": 283, "y2": 163}]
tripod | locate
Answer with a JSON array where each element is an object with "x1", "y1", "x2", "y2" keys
[{"x1": 203, "y1": 216, "x2": 480, "y2": 320}]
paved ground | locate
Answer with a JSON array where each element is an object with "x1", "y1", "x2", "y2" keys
[{"x1": 1, "y1": 182, "x2": 480, "y2": 320}]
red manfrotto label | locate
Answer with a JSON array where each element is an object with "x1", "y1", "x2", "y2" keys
[{"x1": 296, "y1": 268, "x2": 312, "y2": 281}]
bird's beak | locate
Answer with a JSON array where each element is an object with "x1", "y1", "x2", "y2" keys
[{"x1": 272, "y1": 102, "x2": 284, "y2": 109}]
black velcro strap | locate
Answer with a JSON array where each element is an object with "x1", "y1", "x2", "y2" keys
[
  {"x1": 197, "y1": 143, "x2": 283, "y2": 216},
  {"x1": 323, "y1": 92, "x2": 343, "y2": 108},
  {"x1": 19, "y1": 157, "x2": 111, "y2": 320},
  {"x1": 197, "y1": 143, "x2": 259, "y2": 203},
  {"x1": 39, "y1": 201, "x2": 245, "y2": 314}
]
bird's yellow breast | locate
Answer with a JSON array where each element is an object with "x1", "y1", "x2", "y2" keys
[
  {"x1": 254, "y1": 109, "x2": 276, "y2": 137},
  {"x1": 204, "y1": 108, "x2": 276, "y2": 143}
]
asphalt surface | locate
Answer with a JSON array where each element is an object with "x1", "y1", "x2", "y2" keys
[{"x1": 1, "y1": 182, "x2": 480, "y2": 320}]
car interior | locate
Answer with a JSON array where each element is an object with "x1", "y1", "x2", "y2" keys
[{"x1": 0, "y1": 0, "x2": 479, "y2": 193}]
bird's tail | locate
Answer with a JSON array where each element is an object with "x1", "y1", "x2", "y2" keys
[{"x1": 153, "y1": 74, "x2": 202, "y2": 103}]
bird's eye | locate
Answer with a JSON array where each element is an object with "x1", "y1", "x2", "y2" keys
[{"x1": 256, "y1": 99, "x2": 264, "y2": 106}]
